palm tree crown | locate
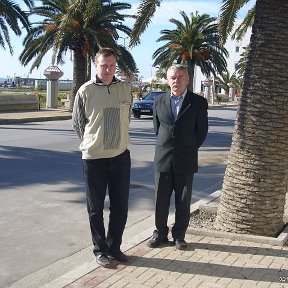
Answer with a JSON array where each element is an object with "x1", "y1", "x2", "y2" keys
[
  {"x1": 216, "y1": 70, "x2": 236, "y2": 94},
  {"x1": 20, "y1": 0, "x2": 136, "y2": 73},
  {"x1": 152, "y1": 11, "x2": 228, "y2": 91},
  {"x1": 0, "y1": 0, "x2": 34, "y2": 54},
  {"x1": 19, "y1": 0, "x2": 137, "y2": 110}
]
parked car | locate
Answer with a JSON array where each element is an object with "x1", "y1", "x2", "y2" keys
[{"x1": 132, "y1": 91, "x2": 168, "y2": 118}]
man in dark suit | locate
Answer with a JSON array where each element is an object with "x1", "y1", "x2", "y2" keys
[{"x1": 147, "y1": 64, "x2": 208, "y2": 250}]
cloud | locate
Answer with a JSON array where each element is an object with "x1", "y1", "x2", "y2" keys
[
  {"x1": 153, "y1": 1, "x2": 221, "y2": 25},
  {"x1": 130, "y1": 0, "x2": 255, "y2": 27},
  {"x1": 129, "y1": 0, "x2": 221, "y2": 27}
]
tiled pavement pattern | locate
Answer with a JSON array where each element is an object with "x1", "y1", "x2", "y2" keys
[{"x1": 65, "y1": 233, "x2": 288, "y2": 288}]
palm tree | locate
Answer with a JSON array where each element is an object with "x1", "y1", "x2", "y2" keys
[
  {"x1": 214, "y1": 0, "x2": 288, "y2": 237},
  {"x1": 216, "y1": 70, "x2": 237, "y2": 95},
  {"x1": 231, "y1": 7, "x2": 255, "y2": 41},
  {"x1": 233, "y1": 76, "x2": 244, "y2": 98},
  {"x1": 218, "y1": 0, "x2": 255, "y2": 43},
  {"x1": 0, "y1": 0, "x2": 34, "y2": 54},
  {"x1": 236, "y1": 46, "x2": 250, "y2": 77},
  {"x1": 152, "y1": 11, "x2": 228, "y2": 91},
  {"x1": 130, "y1": 0, "x2": 254, "y2": 46},
  {"x1": 55, "y1": 0, "x2": 136, "y2": 110},
  {"x1": 19, "y1": 0, "x2": 137, "y2": 110},
  {"x1": 155, "y1": 67, "x2": 166, "y2": 79}
]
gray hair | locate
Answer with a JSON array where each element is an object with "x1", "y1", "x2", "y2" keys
[{"x1": 167, "y1": 64, "x2": 188, "y2": 76}]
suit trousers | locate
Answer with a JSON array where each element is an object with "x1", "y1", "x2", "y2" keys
[
  {"x1": 82, "y1": 149, "x2": 131, "y2": 255},
  {"x1": 154, "y1": 169, "x2": 194, "y2": 240}
]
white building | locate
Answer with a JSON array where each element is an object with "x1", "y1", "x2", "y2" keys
[{"x1": 193, "y1": 27, "x2": 252, "y2": 94}]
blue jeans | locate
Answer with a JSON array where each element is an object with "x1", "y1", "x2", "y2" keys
[{"x1": 83, "y1": 149, "x2": 131, "y2": 255}]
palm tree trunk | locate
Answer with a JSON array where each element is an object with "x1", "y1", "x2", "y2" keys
[
  {"x1": 215, "y1": 0, "x2": 288, "y2": 237},
  {"x1": 86, "y1": 57, "x2": 91, "y2": 82},
  {"x1": 69, "y1": 49, "x2": 87, "y2": 112},
  {"x1": 187, "y1": 60, "x2": 195, "y2": 92}
]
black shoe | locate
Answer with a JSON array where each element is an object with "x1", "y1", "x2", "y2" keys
[
  {"x1": 96, "y1": 253, "x2": 110, "y2": 267},
  {"x1": 147, "y1": 236, "x2": 168, "y2": 248},
  {"x1": 174, "y1": 239, "x2": 187, "y2": 250},
  {"x1": 109, "y1": 250, "x2": 128, "y2": 262}
]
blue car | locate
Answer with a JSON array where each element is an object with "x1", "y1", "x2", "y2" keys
[{"x1": 132, "y1": 91, "x2": 168, "y2": 118}]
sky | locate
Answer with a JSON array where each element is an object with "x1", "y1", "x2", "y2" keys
[{"x1": 0, "y1": 0, "x2": 254, "y2": 81}]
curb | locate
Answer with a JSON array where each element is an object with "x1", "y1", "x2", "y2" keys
[
  {"x1": 0, "y1": 115, "x2": 72, "y2": 124},
  {"x1": 187, "y1": 190, "x2": 288, "y2": 247}
]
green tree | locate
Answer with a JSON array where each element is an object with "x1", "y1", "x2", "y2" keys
[
  {"x1": 19, "y1": 0, "x2": 137, "y2": 110},
  {"x1": 155, "y1": 67, "x2": 166, "y2": 79},
  {"x1": 216, "y1": 70, "x2": 236, "y2": 94},
  {"x1": 215, "y1": 0, "x2": 288, "y2": 237},
  {"x1": 231, "y1": 7, "x2": 255, "y2": 41},
  {"x1": 0, "y1": 0, "x2": 34, "y2": 54},
  {"x1": 130, "y1": 0, "x2": 255, "y2": 45},
  {"x1": 218, "y1": 0, "x2": 255, "y2": 43},
  {"x1": 152, "y1": 11, "x2": 228, "y2": 91},
  {"x1": 236, "y1": 46, "x2": 249, "y2": 77}
]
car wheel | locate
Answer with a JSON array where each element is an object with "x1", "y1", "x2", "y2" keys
[{"x1": 133, "y1": 113, "x2": 141, "y2": 119}]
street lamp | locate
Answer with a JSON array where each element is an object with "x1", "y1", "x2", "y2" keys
[
  {"x1": 119, "y1": 36, "x2": 128, "y2": 47},
  {"x1": 150, "y1": 65, "x2": 160, "y2": 78}
]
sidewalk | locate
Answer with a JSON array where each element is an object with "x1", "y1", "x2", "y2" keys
[
  {"x1": 58, "y1": 234, "x2": 288, "y2": 288},
  {"x1": 0, "y1": 108, "x2": 72, "y2": 124},
  {"x1": 37, "y1": 191, "x2": 288, "y2": 288}
]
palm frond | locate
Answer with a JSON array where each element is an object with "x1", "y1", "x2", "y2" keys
[
  {"x1": 218, "y1": 0, "x2": 250, "y2": 44},
  {"x1": 129, "y1": 0, "x2": 162, "y2": 47},
  {"x1": 0, "y1": 19, "x2": 13, "y2": 53},
  {"x1": 23, "y1": 0, "x2": 34, "y2": 9},
  {"x1": 231, "y1": 6, "x2": 255, "y2": 41}
]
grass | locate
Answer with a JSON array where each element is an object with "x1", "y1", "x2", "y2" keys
[{"x1": 0, "y1": 87, "x2": 71, "y2": 108}]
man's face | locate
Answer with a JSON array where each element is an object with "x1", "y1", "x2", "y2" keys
[
  {"x1": 96, "y1": 54, "x2": 117, "y2": 84},
  {"x1": 167, "y1": 69, "x2": 189, "y2": 96}
]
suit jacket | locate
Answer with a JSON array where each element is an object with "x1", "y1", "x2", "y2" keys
[{"x1": 153, "y1": 90, "x2": 208, "y2": 174}]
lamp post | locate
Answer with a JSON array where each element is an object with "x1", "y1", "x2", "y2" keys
[
  {"x1": 203, "y1": 78, "x2": 213, "y2": 102},
  {"x1": 119, "y1": 36, "x2": 128, "y2": 47},
  {"x1": 44, "y1": 65, "x2": 63, "y2": 108},
  {"x1": 228, "y1": 81, "x2": 236, "y2": 101}
]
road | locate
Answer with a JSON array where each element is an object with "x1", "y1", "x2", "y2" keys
[{"x1": 0, "y1": 106, "x2": 237, "y2": 287}]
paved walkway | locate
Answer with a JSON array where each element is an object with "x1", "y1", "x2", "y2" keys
[
  {"x1": 38, "y1": 191, "x2": 288, "y2": 288},
  {"x1": 0, "y1": 108, "x2": 72, "y2": 124},
  {"x1": 3, "y1": 106, "x2": 288, "y2": 288},
  {"x1": 61, "y1": 234, "x2": 288, "y2": 288}
]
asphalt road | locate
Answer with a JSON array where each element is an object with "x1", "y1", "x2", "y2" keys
[{"x1": 0, "y1": 106, "x2": 237, "y2": 287}]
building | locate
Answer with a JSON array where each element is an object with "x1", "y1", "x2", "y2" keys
[{"x1": 193, "y1": 26, "x2": 252, "y2": 94}]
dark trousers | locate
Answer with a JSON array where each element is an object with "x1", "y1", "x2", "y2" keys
[
  {"x1": 154, "y1": 170, "x2": 194, "y2": 240},
  {"x1": 82, "y1": 149, "x2": 131, "y2": 255}
]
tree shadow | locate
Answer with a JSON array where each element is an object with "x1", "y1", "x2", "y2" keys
[
  {"x1": 0, "y1": 145, "x2": 83, "y2": 189},
  {"x1": 208, "y1": 116, "x2": 235, "y2": 127},
  {"x1": 126, "y1": 241, "x2": 288, "y2": 284}
]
